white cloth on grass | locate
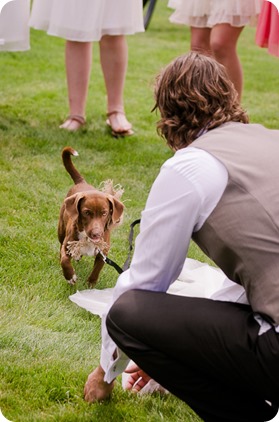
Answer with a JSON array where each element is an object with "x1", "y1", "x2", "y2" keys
[{"x1": 69, "y1": 258, "x2": 239, "y2": 318}]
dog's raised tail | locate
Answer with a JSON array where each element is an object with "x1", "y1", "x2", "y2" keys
[{"x1": 62, "y1": 146, "x2": 85, "y2": 185}]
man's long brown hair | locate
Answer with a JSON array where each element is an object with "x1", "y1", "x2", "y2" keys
[{"x1": 153, "y1": 52, "x2": 249, "y2": 151}]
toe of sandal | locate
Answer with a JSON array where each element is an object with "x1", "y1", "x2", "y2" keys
[
  {"x1": 59, "y1": 115, "x2": 86, "y2": 131},
  {"x1": 106, "y1": 111, "x2": 134, "y2": 137}
]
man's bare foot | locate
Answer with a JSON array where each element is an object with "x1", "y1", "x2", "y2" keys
[{"x1": 84, "y1": 365, "x2": 114, "y2": 403}]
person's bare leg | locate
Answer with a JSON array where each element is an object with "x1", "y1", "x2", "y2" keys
[
  {"x1": 210, "y1": 24, "x2": 244, "y2": 99},
  {"x1": 60, "y1": 40, "x2": 92, "y2": 131},
  {"x1": 190, "y1": 27, "x2": 211, "y2": 54},
  {"x1": 99, "y1": 35, "x2": 132, "y2": 135}
]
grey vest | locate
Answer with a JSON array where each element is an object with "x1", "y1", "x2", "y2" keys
[{"x1": 192, "y1": 122, "x2": 279, "y2": 324}]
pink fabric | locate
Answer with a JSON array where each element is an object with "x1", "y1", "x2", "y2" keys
[{"x1": 256, "y1": 1, "x2": 279, "y2": 57}]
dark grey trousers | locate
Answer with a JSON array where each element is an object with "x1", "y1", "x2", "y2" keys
[{"x1": 106, "y1": 290, "x2": 279, "y2": 422}]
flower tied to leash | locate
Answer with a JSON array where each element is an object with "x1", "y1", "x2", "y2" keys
[
  {"x1": 67, "y1": 237, "x2": 108, "y2": 261},
  {"x1": 99, "y1": 179, "x2": 124, "y2": 200}
]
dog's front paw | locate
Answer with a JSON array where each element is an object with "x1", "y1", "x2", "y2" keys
[
  {"x1": 67, "y1": 274, "x2": 77, "y2": 285},
  {"x1": 87, "y1": 279, "x2": 97, "y2": 288}
]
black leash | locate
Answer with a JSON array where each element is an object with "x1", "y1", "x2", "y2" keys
[
  {"x1": 122, "y1": 218, "x2": 141, "y2": 272},
  {"x1": 99, "y1": 218, "x2": 141, "y2": 274},
  {"x1": 98, "y1": 250, "x2": 124, "y2": 274}
]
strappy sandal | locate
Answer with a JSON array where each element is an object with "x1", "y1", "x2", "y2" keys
[
  {"x1": 59, "y1": 115, "x2": 86, "y2": 132},
  {"x1": 106, "y1": 111, "x2": 134, "y2": 137}
]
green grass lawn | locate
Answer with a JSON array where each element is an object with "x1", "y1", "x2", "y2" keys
[{"x1": 0, "y1": 1, "x2": 278, "y2": 421}]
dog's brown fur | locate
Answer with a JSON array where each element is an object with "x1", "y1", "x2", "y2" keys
[{"x1": 58, "y1": 146, "x2": 124, "y2": 286}]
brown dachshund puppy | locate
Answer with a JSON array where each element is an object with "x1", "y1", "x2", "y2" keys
[{"x1": 58, "y1": 146, "x2": 124, "y2": 286}]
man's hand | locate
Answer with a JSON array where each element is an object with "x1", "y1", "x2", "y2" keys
[
  {"x1": 84, "y1": 365, "x2": 114, "y2": 403},
  {"x1": 124, "y1": 363, "x2": 151, "y2": 392}
]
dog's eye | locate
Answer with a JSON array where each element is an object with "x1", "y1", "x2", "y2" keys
[
  {"x1": 102, "y1": 211, "x2": 108, "y2": 216},
  {"x1": 84, "y1": 210, "x2": 91, "y2": 216}
]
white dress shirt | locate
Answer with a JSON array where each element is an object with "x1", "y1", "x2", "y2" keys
[{"x1": 101, "y1": 146, "x2": 229, "y2": 382}]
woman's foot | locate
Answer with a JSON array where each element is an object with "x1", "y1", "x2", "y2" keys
[
  {"x1": 106, "y1": 111, "x2": 134, "y2": 137},
  {"x1": 59, "y1": 115, "x2": 86, "y2": 131}
]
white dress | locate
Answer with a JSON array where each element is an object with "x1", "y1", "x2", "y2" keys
[
  {"x1": 29, "y1": 0, "x2": 145, "y2": 42},
  {"x1": 168, "y1": 0, "x2": 263, "y2": 28},
  {"x1": 0, "y1": 0, "x2": 30, "y2": 51}
]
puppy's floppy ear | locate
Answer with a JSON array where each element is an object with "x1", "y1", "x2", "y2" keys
[
  {"x1": 64, "y1": 192, "x2": 86, "y2": 219},
  {"x1": 107, "y1": 195, "x2": 124, "y2": 225}
]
